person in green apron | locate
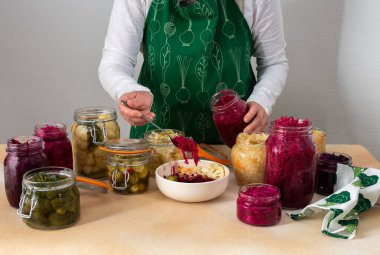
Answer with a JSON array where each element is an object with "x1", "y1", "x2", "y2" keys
[{"x1": 99, "y1": 0, "x2": 288, "y2": 144}]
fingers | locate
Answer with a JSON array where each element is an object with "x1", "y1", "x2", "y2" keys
[{"x1": 243, "y1": 102, "x2": 268, "y2": 134}]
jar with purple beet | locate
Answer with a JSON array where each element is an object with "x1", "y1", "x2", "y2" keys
[
  {"x1": 315, "y1": 152, "x2": 352, "y2": 196},
  {"x1": 210, "y1": 89, "x2": 248, "y2": 148},
  {"x1": 3, "y1": 136, "x2": 48, "y2": 208},
  {"x1": 264, "y1": 116, "x2": 317, "y2": 209},
  {"x1": 237, "y1": 184, "x2": 281, "y2": 226},
  {"x1": 34, "y1": 123, "x2": 73, "y2": 169}
]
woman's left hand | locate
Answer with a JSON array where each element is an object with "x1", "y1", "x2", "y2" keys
[{"x1": 243, "y1": 102, "x2": 268, "y2": 134}]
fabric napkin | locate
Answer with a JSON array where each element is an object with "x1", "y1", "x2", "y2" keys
[{"x1": 287, "y1": 165, "x2": 380, "y2": 239}]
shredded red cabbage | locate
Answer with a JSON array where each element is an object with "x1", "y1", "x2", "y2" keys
[
  {"x1": 237, "y1": 184, "x2": 281, "y2": 226},
  {"x1": 319, "y1": 153, "x2": 351, "y2": 164},
  {"x1": 264, "y1": 116, "x2": 317, "y2": 209},
  {"x1": 172, "y1": 136, "x2": 199, "y2": 165},
  {"x1": 212, "y1": 89, "x2": 248, "y2": 148},
  {"x1": 35, "y1": 124, "x2": 73, "y2": 169},
  {"x1": 165, "y1": 174, "x2": 214, "y2": 183}
]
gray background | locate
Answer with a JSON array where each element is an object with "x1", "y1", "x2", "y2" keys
[{"x1": 1, "y1": 0, "x2": 380, "y2": 158}]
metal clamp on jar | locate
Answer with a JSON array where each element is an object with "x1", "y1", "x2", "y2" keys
[{"x1": 100, "y1": 139, "x2": 152, "y2": 194}]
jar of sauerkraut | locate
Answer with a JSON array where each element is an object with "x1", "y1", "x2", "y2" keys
[
  {"x1": 102, "y1": 139, "x2": 152, "y2": 194},
  {"x1": 144, "y1": 129, "x2": 184, "y2": 176},
  {"x1": 72, "y1": 106, "x2": 120, "y2": 179},
  {"x1": 312, "y1": 127, "x2": 326, "y2": 155},
  {"x1": 231, "y1": 133, "x2": 268, "y2": 186}
]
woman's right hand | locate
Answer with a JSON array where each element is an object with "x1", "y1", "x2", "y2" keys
[{"x1": 118, "y1": 91, "x2": 155, "y2": 126}]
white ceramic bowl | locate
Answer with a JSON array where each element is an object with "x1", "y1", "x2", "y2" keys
[{"x1": 155, "y1": 159, "x2": 230, "y2": 202}]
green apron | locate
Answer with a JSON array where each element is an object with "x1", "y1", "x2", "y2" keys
[{"x1": 131, "y1": 0, "x2": 256, "y2": 143}]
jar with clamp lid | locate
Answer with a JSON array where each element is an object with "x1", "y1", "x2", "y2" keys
[
  {"x1": 101, "y1": 139, "x2": 152, "y2": 194},
  {"x1": 72, "y1": 106, "x2": 120, "y2": 179}
]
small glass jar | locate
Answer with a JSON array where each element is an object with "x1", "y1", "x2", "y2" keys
[
  {"x1": 210, "y1": 89, "x2": 248, "y2": 148},
  {"x1": 237, "y1": 184, "x2": 281, "y2": 226},
  {"x1": 264, "y1": 117, "x2": 317, "y2": 209},
  {"x1": 72, "y1": 106, "x2": 120, "y2": 179},
  {"x1": 34, "y1": 122, "x2": 73, "y2": 169},
  {"x1": 4, "y1": 136, "x2": 48, "y2": 208},
  {"x1": 103, "y1": 139, "x2": 152, "y2": 194},
  {"x1": 144, "y1": 129, "x2": 184, "y2": 176},
  {"x1": 315, "y1": 152, "x2": 352, "y2": 196},
  {"x1": 231, "y1": 133, "x2": 268, "y2": 186},
  {"x1": 312, "y1": 127, "x2": 326, "y2": 155},
  {"x1": 17, "y1": 167, "x2": 80, "y2": 229}
]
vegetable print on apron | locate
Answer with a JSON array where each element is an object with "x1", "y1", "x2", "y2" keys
[{"x1": 131, "y1": 0, "x2": 256, "y2": 144}]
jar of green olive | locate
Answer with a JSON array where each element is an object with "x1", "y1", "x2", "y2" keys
[
  {"x1": 102, "y1": 139, "x2": 152, "y2": 194},
  {"x1": 72, "y1": 106, "x2": 120, "y2": 179},
  {"x1": 17, "y1": 167, "x2": 80, "y2": 230}
]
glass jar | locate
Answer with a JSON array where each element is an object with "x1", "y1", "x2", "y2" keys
[
  {"x1": 231, "y1": 133, "x2": 268, "y2": 186},
  {"x1": 103, "y1": 139, "x2": 152, "y2": 194},
  {"x1": 4, "y1": 136, "x2": 48, "y2": 208},
  {"x1": 237, "y1": 184, "x2": 281, "y2": 226},
  {"x1": 17, "y1": 167, "x2": 80, "y2": 229},
  {"x1": 72, "y1": 106, "x2": 120, "y2": 179},
  {"x1": 34, "y1": 122, "x2": 73, "y2": 169},
  {"x1": 312, "y1": 127, "x2": 326, "y2": 155},
  {"x1": 210, "y1": 89, "x2": 248, "y2": 148},
  {"x1": 144, "y1": 129, "x2": 184, "y2": 176},
  {"x1": 264, "y1": 117, "x2": 317, "y2": 209},
  {"x1": 315, "y1": 152, "x2": 352, "y2": 196}
]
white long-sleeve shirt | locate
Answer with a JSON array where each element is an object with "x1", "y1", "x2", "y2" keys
[{"x1": 99, "y1": 0, "x2": 288, "y2": 115}]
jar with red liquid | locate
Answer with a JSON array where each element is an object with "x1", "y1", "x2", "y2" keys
[
  {"x1": 315, "y1": 152, "x2": 352, "y2": 196},
  {"x1": 3, "y1": 136, "x2": 48, "y2": 208},
  {"x1": 34, "y1": 123, "x2": 73, "y2": 169},
  {"x1": 237, "y1": 184, "x2": 281, "y2": 226},
  {"x1": 264, "y1": 116, "x2": 317, "y2": 209},
  {"x1": 210, "y1": 89, "x2": 248, "y2": 147}
]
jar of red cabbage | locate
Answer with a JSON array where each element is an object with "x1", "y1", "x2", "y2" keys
[
  {"x1": 34, "y1": 123, "x2": 73, "y2": 169},
  {"x1": 4, "y1": 136, "x2": 48, "y2": 208},
  {"x1": 315, "y1": 152, "x2": 352, "y2": 196},
  {"x1": 210, "y1": 89, "x2": 248, "y2": 147},
  {"x1": 72, "y1": 106, "x2": 120, "y2": 179},
  {"x1": 264, "y1": 116, "x2": 317, "y2": 209},
  {"x1": 237, "y1": 184, "x2": 281, "y2": 226}
]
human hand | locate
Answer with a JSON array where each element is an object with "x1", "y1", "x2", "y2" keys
[
  {"x1": 118, "y1": 91, "x2": 155, "y2": 126},
  {"x1": 243, "y1": 102, "x2": 268, "y2": 134}
]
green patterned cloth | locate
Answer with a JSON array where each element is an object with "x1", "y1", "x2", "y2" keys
[
  {"x1": 288, "y1": 165, "x2": 380, "y2": 239},
  {"x1": 131, "y1": 0, "x2": 256, "y2": 143}
]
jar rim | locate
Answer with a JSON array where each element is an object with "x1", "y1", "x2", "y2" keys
[
  {"x1": 22, "y1": 167, "x2": 75, "y2": 191},
  {"x1": 318, "y1": 152, "x2": 352, "y2": 165},
  {"x1": 144, "y1": 129, "x2": 184, "y2": 145},
  {"x1": 34, "y1": 122, "x2": 67, "y2": 139},
  {"x1": 6, "y1": 136, "x2": 43, "y2": 154},
  {"x1": 74, "y1": 106, "x2": 117, "y2": 124},
  {"x1": 238, "y1": 183, "x2": 280, "y2": 201},
  {"x1": 103, "y1": 138, "x2": 152, "y2": 156},
  {"x1": 210, "y1": 89, "x2": 241, "y2": 112}
]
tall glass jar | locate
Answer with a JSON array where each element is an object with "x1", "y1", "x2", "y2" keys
[
  {"x1": 231, "y1": 133, "x2": 268, "y2": 186},
  {"x1": 72, "y1": 106, "x2": 120, "y2": 179},
  {"x1": 210, "y1": 89, "x2": 248, "y2": 147},
  {"x1": 17, "y1": 167, "x2": 80, "y2": 230},
  {"x1": 264, "y1": 117, "x2": 317, "y2": 209},
  {"x1": 34, "y1": 122, "x2": 73, "y2": 169},
  {"x1": 4, "y1": 136, "x2": 48, "y2": 208},
  {"x1": 103, "y1": 139, "x2": 152, "y2": 194},
  {"x1": 144, "y1": 129, "x2": 184, "y2": 176}
]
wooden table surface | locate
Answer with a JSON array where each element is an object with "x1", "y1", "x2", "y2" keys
[{"x1": 0, "y1": 144, "x2": 379, "y2": 255}]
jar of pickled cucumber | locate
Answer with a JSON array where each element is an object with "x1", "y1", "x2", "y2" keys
[
  {"x1": 231, "y1": 133, "x2": 268, "y2": 186},
  {"x1": 72, "y1": 106, "x2": 120, "y2": 179},
  {"x1": 102, "y1": 139, "x2": 152, "y2": 194},
  {"x1": 144, "y1": 129, "x2": 184, "y2": 176},
  {"x1": 17, "y1": 167, "x2": 80, "y2": 230}
]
